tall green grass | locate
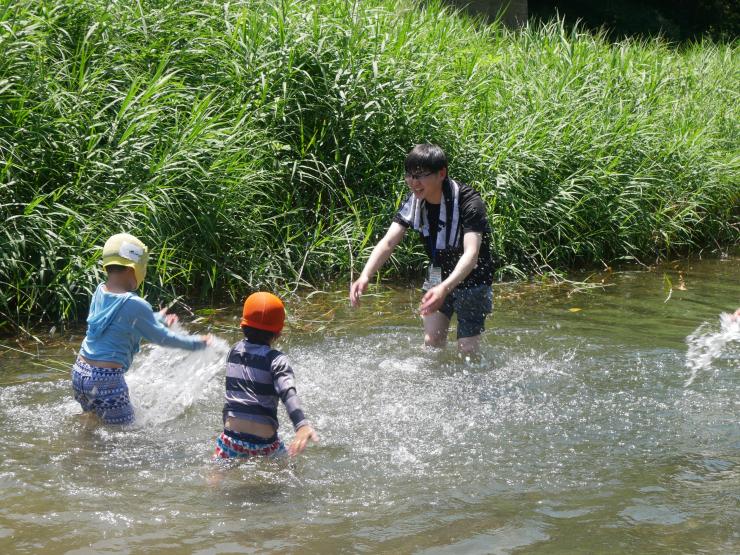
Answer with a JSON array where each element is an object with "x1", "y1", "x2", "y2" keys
[{"x1": 1, "y1": 0, "x2": 737, "y2": 332}]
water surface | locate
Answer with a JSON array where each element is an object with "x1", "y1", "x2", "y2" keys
[{"x1": 1, "y1": 256, "x2": 738, "y2": 554}]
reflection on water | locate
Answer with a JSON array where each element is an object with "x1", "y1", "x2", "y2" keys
[{"x1": 0, "y1": 257, "x2": 738, "y2": 554}]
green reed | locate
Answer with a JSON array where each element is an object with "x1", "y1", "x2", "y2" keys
[{"x1": 0, "y1": 0, "x2": 737, "y2": 331}]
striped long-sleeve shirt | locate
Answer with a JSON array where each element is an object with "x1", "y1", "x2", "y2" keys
[{"x1": 222, "y1": 339, "x2": 307, "y2": 431}]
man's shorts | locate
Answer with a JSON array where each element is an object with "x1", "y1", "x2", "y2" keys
[
  {"x1": 213, "y1": 428, "x2": 287, "y2": 459},
  {"x1": 71, "y1": 358, "x2": 134, "y2": 425},
  {"x1": 438, "y1": 284, "x2": 493, "y2": 339}
]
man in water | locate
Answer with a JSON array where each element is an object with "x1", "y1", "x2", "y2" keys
[{"x1": 349, "y1": 144, "x2": 495, "y2": 355}]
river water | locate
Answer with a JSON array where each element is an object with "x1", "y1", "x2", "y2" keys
[{"x1": 1, "y1": 257, "x2": 738, "y2": 554}]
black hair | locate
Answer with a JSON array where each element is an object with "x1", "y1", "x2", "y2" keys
[
  {"x1": 241, "y1": 325, "x2": 277, "y2": 345},
  {"x1": 404, "y1": 143, "x2": 448, "y2": 174},
  {"x1": 104, "y1": 264, "x2": 130, "y2": 274}
]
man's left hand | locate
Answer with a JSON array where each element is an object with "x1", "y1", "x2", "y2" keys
[{"x1": 420, "y1": 284, "x2": 448, "y2": 316}]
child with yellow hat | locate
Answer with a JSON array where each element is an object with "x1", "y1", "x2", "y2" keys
[
  {"x1": 71, "y1": 233, "x2": 211, "y2": 425},
  {"x1": 214, "y1": 292, "x2": 318, "y2": 459}
]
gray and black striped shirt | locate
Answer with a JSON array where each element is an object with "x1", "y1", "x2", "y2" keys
[{"x1": 223, "y1": 340, "x2": 307, "y2": 431}]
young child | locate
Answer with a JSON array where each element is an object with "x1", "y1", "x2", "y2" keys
[
  {"x1": 72, "y1": 233, "x2": 211, "y2": 425},
  {"x1": 214, "y1": 292, "x2": 318, "y2": 459}
]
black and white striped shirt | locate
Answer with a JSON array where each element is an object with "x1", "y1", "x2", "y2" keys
[
  {"x1": 222, "y1": 340, "x2": 307, "y2": 431},
  {"x1": 394, "y1": 177, "x2": 494, "y2": 288}
]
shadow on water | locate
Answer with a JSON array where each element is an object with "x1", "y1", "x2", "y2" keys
[{"x1": 0, "y1": 256, "x2": 738, "y2": 553}]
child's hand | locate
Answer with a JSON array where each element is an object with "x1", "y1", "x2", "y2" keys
[
  {"x1": 200, "y1": 334, "x2": 214, "y2": 347},
  {"x1": 289, "y1": 425, "x2": 319, "y2": 457},
  {"x1": 158, "y1": 308, "x2": 179, "y2": 327}
]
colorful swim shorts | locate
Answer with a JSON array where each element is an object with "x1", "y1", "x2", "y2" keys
[
  {"x1": 71, "y1": 358, "x2": 134, "y2": 425},
  {"x1": 213, "y1": 428, "x2": 287, "y2": 459}
]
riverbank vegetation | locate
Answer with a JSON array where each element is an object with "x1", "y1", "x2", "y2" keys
[{"x1": 1, "y1": 0, "x2": 737, "y2": 332}]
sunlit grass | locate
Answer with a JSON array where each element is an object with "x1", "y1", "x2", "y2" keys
[{"x1": 1, "y1": 0, "x2": 737, "y2": 331}]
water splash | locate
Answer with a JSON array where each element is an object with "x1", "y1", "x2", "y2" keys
[
  {"x1": 125, "y1": 326, "x2": 230, "y2": 427},
  {"x1": 684, "y1": 312, "x2": 740, "y2": 387}
]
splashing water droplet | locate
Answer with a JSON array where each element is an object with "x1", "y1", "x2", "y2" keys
[
  {"x1": 125, "y1": 325, "x2": 230, "y2": 427},
  {"x1": 684, "y1": 312, "x2": 740, "y2": 387}
]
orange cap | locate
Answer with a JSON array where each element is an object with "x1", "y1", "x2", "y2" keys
[{"x1": 240, "y1": 292, "x2": 285, "y2": 333}]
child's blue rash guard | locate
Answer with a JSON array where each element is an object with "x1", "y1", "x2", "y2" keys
[{"x1": 80, "y1": 284, "x2": 205, "y2": 369}]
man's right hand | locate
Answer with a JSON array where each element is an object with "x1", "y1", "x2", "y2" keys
[
  {"x1": 348, "y1": 222, "x2": 406, "y2": 308},
  {"x1": 349, "y1": 276, "x2": 369, "y2": 307}
]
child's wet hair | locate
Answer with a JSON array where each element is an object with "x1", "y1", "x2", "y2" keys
[
  {"x1": 241, "y1": 325, "x2": 277, "y2": 345},
  {"x1": 404, "y1": 144, "x2": 448, "y2": 174}
]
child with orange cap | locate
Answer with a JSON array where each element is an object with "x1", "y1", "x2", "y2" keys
[
  {"x1": 214, "y1": 292, "x2": 318, "y2": 459},
  {"x1": 72, "y1": 233, "x2": 212, "y2": 425}
]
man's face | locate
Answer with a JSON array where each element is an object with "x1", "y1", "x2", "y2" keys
[{"x1": 404, "y1": 167, "x2": 446, "y2": 202}]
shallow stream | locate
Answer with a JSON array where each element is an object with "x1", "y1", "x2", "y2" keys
[{"x1": 1, "y1": 256, "x2": 738, "y2": 554}]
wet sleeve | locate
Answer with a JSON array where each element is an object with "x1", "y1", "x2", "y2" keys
[
  {"x1": 460, "y1": 188, "x2": 489, "y2": 234},
  {"x1": 271, "y1": 354, "x2": 308, "y2": 430},
  {"x1": 127, "y1": 298, "x2": 207, "y2": 351}
]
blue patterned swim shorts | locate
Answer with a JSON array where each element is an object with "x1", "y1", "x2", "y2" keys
[
  {"x1": 71, "y1": 358, "x2": 134, "y2": 425},
  {"x1": 214, "y1": 428, "x2": 287, "y2": 459}
]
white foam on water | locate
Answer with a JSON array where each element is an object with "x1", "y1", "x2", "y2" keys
[
  {"x1": 684, "y1": 312, "x2": 740, "y2": 387},
  {"x1": 125, "y1": 325, "x2": 230, "y2": 427}
]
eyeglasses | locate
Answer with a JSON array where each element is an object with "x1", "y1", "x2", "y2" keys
[{"x1": 404, "y1": 171, "x2": 434, "y2": 181}]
